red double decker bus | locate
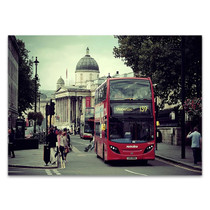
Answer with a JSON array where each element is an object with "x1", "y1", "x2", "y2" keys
[{"x1": 94, "y1": 77, "x2": 156, "y2": 163}]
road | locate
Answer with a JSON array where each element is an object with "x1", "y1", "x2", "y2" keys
[{"x1": 8, "y1": 135, "x2": 202, "y2": 176}]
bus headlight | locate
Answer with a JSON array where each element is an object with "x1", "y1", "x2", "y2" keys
[
  {"x1": 144, "y1": 145, "x2": 154, "y2": 153},
  {"x1": 110, "y1": 145, "x2": 120, "y2": 154}
]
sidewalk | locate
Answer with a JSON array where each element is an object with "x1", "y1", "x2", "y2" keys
[
  {"x1": 155, "y1": 143, "x2": 202, "y2": 171},
  {"x1": 8, "y1": 143, "x2": 202, "y2": 171},
  {"x1": 8, "y1": 144, "x2": 58, "y2": 169}
]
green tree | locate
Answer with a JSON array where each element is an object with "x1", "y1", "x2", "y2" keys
[
  {"x1": 17, "y1": 39, "x2": 40, "y2": 116},
  {"x1": 113, "y1": 36, "x2": 202, "y2": 108},
  {"x1": 28, "y1": 112, "x2": 44, "y2": 126}
]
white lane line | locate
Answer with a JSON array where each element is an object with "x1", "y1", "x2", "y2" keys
[
  {"x1": 53, "y1": 169, "x2": 61, "y2": 175},
  {"x1": 45, "y1": 169, "x2": 62, "y2": 176},
  {"x1": 45, "y1": 169, "x2": 53, "y2": 176},
  {"x1": 72, "y1": 146, "x2": 82, "y2": 153},
  {"x1": 125, "y1": 169, "x2": 148, "y2": 176},
  {"x1": 73, "y1": 141, "x2": 90, "y2": 146}
]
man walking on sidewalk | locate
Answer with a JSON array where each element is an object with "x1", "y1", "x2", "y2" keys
[
  {"x1": 46, "y1": 128, "x2": 57, "y2": 165},
  {"x1": 187, "y1": 127, "x2": 202, "y2": 165}
]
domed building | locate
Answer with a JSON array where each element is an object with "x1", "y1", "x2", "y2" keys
[
  {"x1": 75, "y1": 47, "x2": 100, "y2": 87},
  {"x1": 56, "y1": 76, "x2": 65, "y2": 90},
  {"x1": 54, "y1": 47, "x2": 101, "y2": 130}
]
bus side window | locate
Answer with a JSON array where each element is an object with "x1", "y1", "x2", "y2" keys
[
  {"x1": 95, "y1": 122, "x2": 100, "y2": 136},
  {"x1": 95, "y1": 82, "x2": 107, "y2": 104}
]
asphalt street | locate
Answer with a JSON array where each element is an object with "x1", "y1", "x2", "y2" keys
[{"x1": 8, "y1": 135, "x2": 201, "y2": 176}]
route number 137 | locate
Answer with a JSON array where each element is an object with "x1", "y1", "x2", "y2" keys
[{"x1": 140, "y1": 106, "x2": 148, "y2": 112}]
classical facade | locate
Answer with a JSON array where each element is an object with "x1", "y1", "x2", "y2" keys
[
  {"x1": 8, "y1": 36, "x2": 20, "y2": 129},
  {"x1": 54, "y1": 48, "x2": 100, "y2": 130}
]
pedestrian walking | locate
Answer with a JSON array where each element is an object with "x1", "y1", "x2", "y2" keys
[
  {"x1": 63, "y1": 128, "x2": 70, "y2": 146},
  {"x1": 46, "y1": 128, "x2": 57, "y2": 165},
  {"x1": 70, "y1": 125, "x2": 73, "y2": 135},
  {"x1": 62, "y1": 129, "x2": 69, "y2": 162},
  {"x1": 56, "y1": 130, "x2": 64, "y2": 158},
  {"x1": 66, "y1": 129, "x2": 72, "y2": 151},
  {"x1": 186, "y1": 127, "x2": 202, "y2": 165},
  {"x1": 84, "y1": 139, "x2": 95, "y2": 152},
  {"x1": 89, "y1": 136, "x2": 95, "y2": 151},
  {"x1": 8, "y1": 128, "x2": 15, "y2": 158},
  {"x1": 84, "y1": 131, "x2": 95, "y2": 152},
  {"x1": 56, "y1": 130, "x2": 66, "y2": 168}
]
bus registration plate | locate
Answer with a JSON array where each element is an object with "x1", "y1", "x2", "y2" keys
[{"x1": 127, "y1": 157, "x2": 137, "y2": 160}]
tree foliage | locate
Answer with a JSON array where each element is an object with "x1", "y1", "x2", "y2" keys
[
  {"x1": 183, "y1": 97, "x2": 202, "y2": 117},
  {"x1": 28, "y1": 112, "x2": 44, "y2": 126},
  {"x1": 113, "y1": 36, "x2": 202, "y2": 108},
  {"x1": 17, "y1": 39, "x2": 40, "y2": 116}
]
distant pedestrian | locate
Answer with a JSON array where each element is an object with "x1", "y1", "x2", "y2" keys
[
  {"x1": 70, "y1": 126, "x2": 73, "y2": 135},
  {"x1": 84, "y1": 132, "x2": 95, "y2": 152},
  {"x1": 63, "y1": 129, "x2": 69, "y2": 162},
  {"x1": 186, "y1": 127, "x2": 202, "y2": 165},
  {"x1": 67, "y1": 129, "x2": 72, "y2": 151},
  {"x1": 57, "y1": 130, "x2": 64, "y2": 159},
  {"x1": 64, "y1": 128, "x2": 71, "y2": 147},
  {"x1": 46, "y1": 128, "x2": 57, "y2": 165},
  {"x1": 8, "y1": 128, "x2": 15, "y2": 158},
  {"x1": 55, "y1": 130, "x2": 66, "y2": 168}
]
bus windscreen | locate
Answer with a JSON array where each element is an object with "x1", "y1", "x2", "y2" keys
[
  {"x1": 109, "y1": 117, "x2": 154, "y2": 143},
  {"x1": 110, "y1": 79, "x2": 152, "y2": 101}
]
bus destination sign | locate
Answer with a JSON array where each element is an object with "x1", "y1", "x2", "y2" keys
[{"x1": 111, "y1": 103, "x2": 152, "y2": 116}]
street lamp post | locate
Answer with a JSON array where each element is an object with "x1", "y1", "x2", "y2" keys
[
  {"x1": 171, "y1": 37, "x2": 186, "y2": 159},
  {"x1": 153, "y1": 84, "x2": 158, "y2": 151},
  {"x1": 34, "y1": 57, "x2": 39, "y2": 134},
  {"x1": 181, "y1": 37, "x2": 186, "y2": 159}
]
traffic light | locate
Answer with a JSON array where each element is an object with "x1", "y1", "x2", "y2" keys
[
  {"x1": 46, "y1": 104, "x2": 51, "y2": 116},
  {"x1": 50, "y1": 102, "x2": 55, "y2": 115}
]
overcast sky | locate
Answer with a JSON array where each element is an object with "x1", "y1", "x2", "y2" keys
[{"x1": 16, "y1": 35, "x2": 132, "y2": 90}]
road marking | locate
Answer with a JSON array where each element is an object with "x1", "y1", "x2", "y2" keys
[
  {"x1": 53, "y1": 169, "x2": 61, "y2": 175},
  {"x1": 125, "y1": 169, "x2": 148, "y2": 176},
  {"x1": 45, "y1": 169, "x2": 61, "y2": 176},
  {"x1": 74, "y1": 141, "x2": 90, "y2": 146},
  {"x1": 45, "y1": 169, "x2": 53, "y2": 176},
  {"x1": 157, "y1": 158, "x2": 202, "y2": 173},
  {"x1": 72, "y1": 146, "x2": 82, "y2": 153}
]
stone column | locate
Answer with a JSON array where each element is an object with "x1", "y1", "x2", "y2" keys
[
  {"x1": 68, "y1": 97, "x2": 71, "y2": 125},
  {"x1": 76, "y1": 97, "x2": 79, "y2": 127},
  {"x1": 82, "y1": 97, "x2": 86, "y2": 115}
]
